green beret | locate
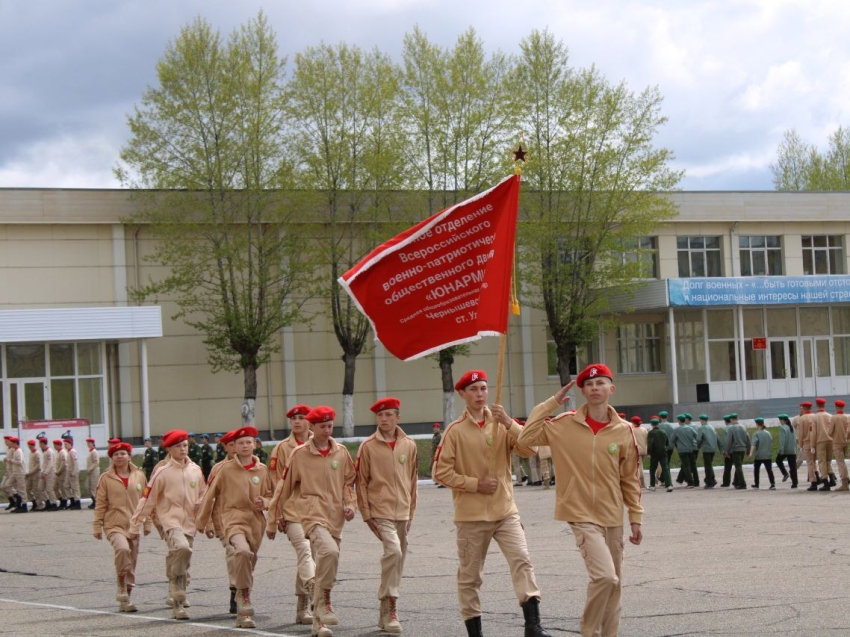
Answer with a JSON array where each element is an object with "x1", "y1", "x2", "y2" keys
[
  {"x1": 723, "y1": 415, "x2": 732, "y2": 423},
  {"x1": 684, "y1": 413, "x2": 693, "y2": 419},
  {"x1": 754, "y1": 417, "x2": 764, "y2": 425},
  {"x1": 699, "y1": 414, "x2": 709, "y2": 420},
  {"x1": 729, "y1": 412, "x2": 738, "y2": 419},
  {"x1": 658, "y1": 411, "x2": 668, "y2": 418},
  {"x1": 676, "y1": 414, "x2": 686, "y2": 422},
  {"x1": 777, "y1": 414, "x2": 789, "y2": 420},
  {"x1": 650, "y1": 417, "x2": 660, "y2": 424}
]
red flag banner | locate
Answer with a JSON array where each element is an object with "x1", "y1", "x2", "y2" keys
[{"x1": 338, "y1": 174, "x2": 520, "y2": 361}]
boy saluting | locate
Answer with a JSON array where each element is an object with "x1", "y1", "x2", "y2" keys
[
  {"x1": 519, "y1": 364, "x2": 643, "y2": 637},
  {"x1": 433, "y1": 370, "x2": 551, "y2": 637}
]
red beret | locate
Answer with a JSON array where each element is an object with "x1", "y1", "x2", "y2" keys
[
  {"x1": 836, "y1": 400, "x2": 846, "y2": 408},
  {"x1": 161, "y1": 430, "x2": 189, "y2": 448},
  {"x1": 286, "y1": 404, "x2": 311, "y2": 419},
  {"x1": 432, "y1": 422, "x2": 442, "y2": 429},
  {"x1": 220, "y1": 430, "x2": 237, "y2": 444},
  {"x1": 86, "y1": 438, "x2": 96, "y2": 443},
  {"x1": 576, "y1": 363, "x2": 613, "y2": 388},
  {"x1": 800, "y1": 401, "x2": 812, "y2": 408},
  {"x1": 631, "y1": 416, "x2": 642, "y2": 424},
  {"x1": 455, "y1": 370, "x2": 487, "y2": 391},
  {"x1": 27, "y1": 440, "x2": 36, "y2": 446},
  {"x1": 371, "y1": 397, "x2": 400, "y2": 413},
  {"x1": 63, "y1": 438, "x2": 73, "y2": 445},
  {"x1": 232, "y1": 426, "x2": 258, "y2": 441},
  {"x1": 53, "y1": 439, "x2": 63, "y2": 446},
  {"x1": 108, "y1": 437, "x2": 121, "y2": 444},
  {"x1": 108, "y1": 442, "x2": 133, "y2": 457},
  {"x1": 618, "y1": 413, "x2": 627, "y2": 419},
  {"x1": 816, "y1": 397, "x2": 826, "y2": 405},
  {"x1": 5, "y1": 436, "x2": 19, "y2": 444},
  {"x1": 305, "y1": 406, "x2": 336, "y2": 424}
]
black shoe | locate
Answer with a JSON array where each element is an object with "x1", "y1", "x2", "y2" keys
[
  {"x1": 549, "y1": 478, "x2": 555, "y2": 486},
  {"x1": 87, "y1": 499, "x2": 96, "y2": 509},
  {"x1": 791, "y1": 484, "x2": 798, "y2": 489},
  {"x1": 782, "y1": 474, "x2": 789, "y2": 482},
  {"x1": 465, "y1": 615, "x2": 483, "y2": 637},
  {"x1": 521, "y1": 597, "x2": 552, "y2": 637},
  {"x1": 531, "y1": 481, "x2": 543, "y2": 486},
  {"x1": 829, "y1": 474, "x2": 837, "y2": 487},
  {"x1": 69, "y1": 499, "x2": 82, "y2": 510},
  {"x1": 807, "y1": 483, "x2": 819, "y2": 491},
  {"x1": 819, "y1": 481, "x2": 831, "y2": 491},
  {"x1": 58, "y1": 499, "x2": 68, "y2": 510},
  {"x1": 521, "y1": 475, "x2": 529, "y2": 483},
  {"x1": 229, "y1": 586, "x2": 237, "y2": 614}
]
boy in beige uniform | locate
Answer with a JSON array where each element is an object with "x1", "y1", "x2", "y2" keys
[
  {"x1": 93, "y1": 442, "x2": 151, "y2": 612},
  {"x1": 3, "y1": 436, "x2": 28, "y2": 512},
  {"x1": 797, "y1": 402, "x2": 819, "y2": 489},
  {"x1": 433, "y1": 370, "x2": 551, "y2": 637},
  {"x1": 54, "y1": 439, "x2": 69, "y2": 509},
  {"x1": 130, "y1": 429, "x2": 207, "y2": 619},
  {"x1": 831, "y1": 400, "x2": 850, "y2": 490},
  {"x1": 197, "y1": 426, "x2": 273, "y2": 629},
  {"x1": 268, "y1": 404, "x2": 316, "y2": 625},
  {"x1": 25, "y1": 440, "x2": 43, "y2": 511},
  {"x1": 631, "y1": 416, "x2": 648, "y2": 489},
  {"x1": 86, "y1": 438, "x2": 100, "y2": 509},
  {"x1": 813, "y1": 397, "x2": 836, "y2": 490},
  {"x1": 203, "y1": 430, "x2": 239, "y2": 613},
  {"x1": 38, "y1": 438, "x2": 57, "y2": 511},
  {"x1": 519, "y1": 363, "x2": 644, "y2": 637},
  {"x1": 63, "y1": 437, "x2": 82, "y2": 509},
  {"x1": 267, "y1": 406, "x2": 356, "y2": 637},
  {"x1": 355, "y1": 397, "x2": 418, "y2": 634}
]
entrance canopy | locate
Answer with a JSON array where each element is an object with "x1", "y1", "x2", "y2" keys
[{"x1": 0, "y1": 306, "x2": 162, "y2": 342}]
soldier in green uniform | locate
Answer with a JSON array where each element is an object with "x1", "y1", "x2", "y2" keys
[
  {"x1": 253, "y1": 438, "x2": 268, "y2": 464},
  {"x1": 724, "y1": 414, "x2": 750, "y2": 489},
  {"x1": 670, "y1": 415, "x2": 699, "y2": 487},
  {"x1": 647, "y1": 417, "x2": 672, "y2": 492},
  {"x1": 697, "y1": 415, "x2": 718, "y2": 489},
  {"x1": 656, "y1": 411, "x2": 675, "y2": 482},
  {"x1": 157, "y1": 436, "x2": 168, "y2": 462},
  {"x1": 775, "y1": 414, "x2": 798, "y2": 488},
  {"x1": 187, "y1": 433, "x2": 202, "y2": 465},
  {"x1": 214, "y1": 433, "x2": 227, "y2": 463},
  {"x1": 199, "y1": 434, "x2": 214, "y2": 481},
  {"x1": 142, "y1": 437, "x2": 157, "y2": 480},
  {"x1": 749, "y1": 418, "x2": 776, "y2": 489},
  {"x1": 718, "y1": 415, "x2": 734, "y2": 487}
]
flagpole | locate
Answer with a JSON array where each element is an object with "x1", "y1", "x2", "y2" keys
[{"x1": 494, "y1": 143, "x2": 525, "y2": 407}]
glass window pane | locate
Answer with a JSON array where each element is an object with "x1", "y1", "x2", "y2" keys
[
  {"x1": 767, "y1": 308, "x2": 797, "y2": 337},
  {"x1": 692, "y1": 253, "x2": 705, "y2": 277},
  {"x1": 766, "y1": 236, "x2": 781, "y2": 248},
  {"x1": 743, "y1": 309, "x2": 764, "y2": 338},
  {"x1": 829, "y1": 236, "x2": 841, "y2": 247},
  {"x1": 709, "y1": 341, "x2": 736, "y2": 381},
  {"x1": 677, "y1": 236, "x2": 689, "y2": 249},
  {"x1": 706, "y1": 251, "x2": 722, "y2": 277},
  {"x1": 677, "y1": 251, "x2": 691, "y2": 277},
  {"x1": 835, "y1": 336, "x2": 850, "y2": 376},
  {"x1": 705, "y1": 236, "x2": 720, "y2": 249},
  {"x1": 745, "y1": 343, "x2": 767, "y2": 380},
  {"x1": 800, "y1": 307, "x2": 829, "y2": 336},
  {"x1": 24, "y1": 382, "x2": 45, "y2": 421},
  {"x1": 802, "y1": 236, "x2": 812, "y2": 247},
  {"x1": 739, "y1": 236, "x2": 749, "y2": 248},
  {"x1": 830, "y1": 250, "x2": 843, "y2": 274},
  {"x1": 803, "y1": 251, "x2": 814, "y2": 275},
  {"x1": 816, "y1": 339, "x2": 832, "y2": 377},
  {"x1": 815, "y1": 250, "x2": 828, "y2": 274},
  {"x1": 768, "y1": 249, "x2": 783, "y2": 275},
  {"x1": 50, "y1": 379, "x2": 76, "y2": 419},
  {"x1": 7, "y1": 344, "x2": 46, "y2": 378},
  {"x1": 751, "y1": 236, "x2": 765, "y2": 248},
  {"x1": 0, "y1": 388, "x2": 4, "y2": 428},
  {"x1": 740, "y1": 251, "x2": 752, "y2": 276},
  {"x1": 77, "y1": 343, "x2": 102, "y2": 376},
  {"x1": 78, "y1": 378, "x2": 103, "y2": 424},
  {"x1": 707, "y1": 310, "x2": 735, "y2": 339},
  {"x1": 814, "y1": 236, "x2": 827, "y2": 248},
  {"x1": 691, "y1": 236, "x2": 705, "y2": 249},
  {"x1": 834, "y1": 307, "x2": 850, "y2": 334},
  {"x1": 49, "y1": 344, "x2": 74, "y2": 377},
  {"x1": 752, "y1": 251, "x2": 766, "y2": 276}
]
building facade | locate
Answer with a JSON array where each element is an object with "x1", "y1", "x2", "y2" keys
[{"x1": 1, "y1": 189, "x2": 848, "y2": 441}]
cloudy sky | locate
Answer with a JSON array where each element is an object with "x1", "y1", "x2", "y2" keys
[{"x1": 1, "y1": 0, "x2": 848, "y2": 190}]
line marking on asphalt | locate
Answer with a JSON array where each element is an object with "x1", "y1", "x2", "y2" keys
[{"x1": 0, "y1": 598, "x2": 296, "y2": 636}]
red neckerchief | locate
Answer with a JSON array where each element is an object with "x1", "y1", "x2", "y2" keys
[
  {"x1": 243, "y1": 460, "x2": 256, "y2": 471},
  {"x1": 387, "y1": 440, "x2": 396, "y2": 451},
  {"x1": 318, "y1": 447, "x2": 331, "y2": 457},
  {"x1": 585, "y1": 414, "x2": 610, "y2": 435}
]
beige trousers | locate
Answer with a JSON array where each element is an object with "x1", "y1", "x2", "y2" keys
[
  {"x1": 230, "y1": 532, "x2": 260, "y2": 590},
  {"x1": 308, "y1": 525, "x2": 341, "y2": 594},
  {"x1": 285, "y1": 521, "x2": 316, "y2": 595},
  {"x1": 66, "y1": 472, "x2": 81, "y2": 499},
  {"x1": 805, "y1": 447, "x2": 817, "y2": 482},
  {"x1": 26, "y1": 473, "x2": 41, "y2": 504},
  {"x1": 165, "y1": 528, "x2": 194, "y2": 595},
  {"x1": 833, "y1": 444, "x2": 848, "y2": 482},
  {"x1": 87, "y1": 468, "x2": 100, "y2": 498},
  {"x1": 55, "y1": 470, "x2": 67, "y2": 499},
  {"x1": 638, "y1": 456, "x2": 646, "y2": 488},
  {"x1": 569, "y1": 522, "x2": 625, "y2": 637},
  {"x1": 375, "y1": 519, "x2": 408, "y2": 599},
  {"x1": 455, "y1": 513, "x2": 541, "y2": 621},
  {"x1": 816, "y1": 442, "x2": 833, "y2": 481},
  {"x1": 40, "y1": 472, "x2": 56, "y2": 502},
  {"x1": 4, "y1": 472, "x2": 27, "y2": 500},
  {"x1": 219, "y1": 536, "x2": 236, "y2": 587},
  {"x1": 108, "y1": 532, "x2": 140, "y2": 587}
]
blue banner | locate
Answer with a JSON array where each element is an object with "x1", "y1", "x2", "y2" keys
[{"x1": 668, "y1": 275, "x2": 850, "y2": 306}]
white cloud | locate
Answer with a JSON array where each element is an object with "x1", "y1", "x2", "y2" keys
[{"x1": 0, "y1": 133, "x2": 121, "y2": 188}]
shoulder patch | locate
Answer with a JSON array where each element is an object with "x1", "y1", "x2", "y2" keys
[
  {"x1": 142, "y1": 485, "x2": 151, "y2": 499},
  {"x1": 269, "y1": 457, "x2": 277, "y2": 471}
]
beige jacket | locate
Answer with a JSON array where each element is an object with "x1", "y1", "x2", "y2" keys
[
  {"x1": 27, "y1": 449, "x2": 42, "y2": 477},
  {"x1": 8, "y1": 448, "x2": 25, "y2": 478},
  {"x1": 67, "y1": 448, "x2": 79, "y2": 477},
  {"x1": 811, "y1": 411, "x2": 833, "y2": 445},
  {"x1": 196, "y1": 456, "x2": 273, "y2": 549},
  {"x1": 129, "y1": 456, "x2": 206, "y2": 536},
  {"x1": 832, "y1": 414, "x2": 850, "y2": 446},
  {"x1": 93, "y1": 464, "x2": 151, "y2": 538},
  {"x1": 267, "y1": 437, "x2": 355, "y2": 539},
  {"x1": 268, "y1": 432, "x2": 312, "y2": 486},
  {"x1": 41, "y1": 447, "x2": 55, "y2": 476},
  {"x1": 632, "y1": 426, "x2": 648, "y2": 455},
  {"x1": 519, "y1": 397, "x2": 644, "y2": 526},
  {"x1": 55, "y1": 448, "x2": 68, "y2": 476},
  {"x1": 432, "y1": 406, "x2": 536, "y2": 523},
  {"x1": 796, "y1": 413, "x2": 814, "y2": 446},
  {"x1": 355, "y1": 426, "x2": 418, "y2": 522},
  {"x1": 87, "y1": 449, "x2": 100, "y2": 474}
]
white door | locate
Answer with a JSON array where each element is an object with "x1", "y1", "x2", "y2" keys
[
  {"x1": 802, "y1": 338, "x2": 833, "y2": 396},
  {"x1": 768, "y1": 339, "x2": 799, "y2": 398},
  {"x1": 8, "y1": 380, "x2": 48, "y2": 430}
]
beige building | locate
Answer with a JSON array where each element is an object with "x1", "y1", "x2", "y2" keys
[{"x1": 1, "y1": 189, "x2": 849, "y2": 441}]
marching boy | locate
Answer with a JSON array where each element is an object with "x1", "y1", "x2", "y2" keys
[
  {"x1": 647, "y1": 417, "x2": 673, "y2": 492},
  {"x1": 355, "y1": 397, "x2": 418, "y2": 634},
  {"x1": 86, "y1": 437, "x2": 100, "y2": 509},
  {"x1": 267, "y1": 406, "x2": 356, "y2": 637},
  {"x1": 197, "y1": 426, "x2": 273, "y2": 629}
]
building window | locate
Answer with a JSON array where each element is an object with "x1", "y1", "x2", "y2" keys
[
  {"x1": 803, "y1": 235, "x2": 844, "y2": 275},
  {"x1": 546, "y1": 330, "x2": 597, "y2": 378},
  {"x1": 677, "y1": 236, "x2": 722, "y2": 277},
  {"x1": 617, "y1": 323, "x2": 662, "y2": 373},
  {"x1": 707, "y1": 309, "x2": 736, "y2": 381},
  {"x1": 616, "y1": 236, "x2": 658, "y2": 279},
  {"x1": 739, "y1": 235, "x2": 782, "y2": 276},
  {"x1": 675, "y1": 310, "x2": 706, "y2": 384}
]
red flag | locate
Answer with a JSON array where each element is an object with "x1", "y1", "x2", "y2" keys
[{"x1": 338, "y1": 174, "x2": 520, "y2": 361}]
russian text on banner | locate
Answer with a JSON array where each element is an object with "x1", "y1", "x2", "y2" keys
[{"x1": 338, "y1": 174, "x2": 520, "y2": 361}]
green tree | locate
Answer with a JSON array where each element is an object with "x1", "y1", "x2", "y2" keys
[
  {"x1": 287, "y1": 42, "x2": 411, "y2": 436},
  {"x1": 512, "y1": 29, "x2": 681, "y2": 386},
  {"x1": 116, "y1": 13, "x2": 313, "y2": 426},
  {"x1": 771, "y1": 126, "x2": 850, "y2": 190},
  {"x1": 401, "y1": 26, "x2": 514, "y2": 423}
]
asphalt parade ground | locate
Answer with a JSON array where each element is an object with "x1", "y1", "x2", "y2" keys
[{"x1": 1, "y1": 467, "x2": 848, "y2": 637}]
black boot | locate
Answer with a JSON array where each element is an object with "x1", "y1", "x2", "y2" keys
[
  {"x1": 88, "y1": 498, "x2": 96, "y2": 510},
  {"x1": 70, "y1": 499, "x2": 82, "y2": 510},
  {"x1": 31, "y1": 500, "x2": 38, "y2": 511},
  {"x1": 465, "y1": 615, "x2": 483, "y2": 637},
  {"x1": 12, "y1": 495, "x2": 28, "y2": 513},
  {"x1": 58, "y1": 499, "x2": 68, "y2": 510},
  {"x1": 807, "y1": 482, "x2": 819, "y2": 491},
  {"x1": 819, "y1": 478, "x2": 831, "y2": 491},
  {"x1": 229, "y1": 586, "x2": 237, "y2": 614},
  {"x1": 829, "y1": 473, "x2": 837, "y2": 487},
  {"x1": 521, "y1": 597, "x2": 552, "y2": 637}
]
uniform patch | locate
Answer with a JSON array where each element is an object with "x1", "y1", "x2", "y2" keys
[
  {"x1": 354, "y1": 456, "x2": 361, "y2": 473},
  {"x1": 142, "y1": 485, "x2": 151, "y2": 498},
  {"x1": 485, "y1": 434, "x2": 493, "y2": 446},
  {"x1": 608, "y1": 443, "x2": 618, "y2": 454},
  {"x1": 269, "y1": 457, "x2": 277, "y2": 470},
  {"x1": 281, "y1": 466, "x2": 289, "y2": 480},
  {"x1": 136, "y1": 483, "x2": 142, "y2": 491},
  {"x1": 251, "y1": 476, "x2": 260, "y2": 485},
  {"x1": 399, "y1": 454, "x2": 407, "y2": 465},
  {"x1": 190, "y1": 480, "x2": 197, "y2": 488},
  {"x1": 331, "y1": 460, "x2": 339, "y2": 470}
]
